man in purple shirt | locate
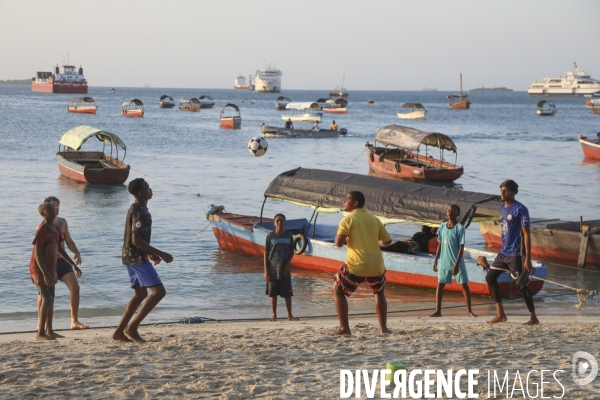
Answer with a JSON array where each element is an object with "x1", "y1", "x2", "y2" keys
[{"x1": 480, "y1": 180, "x2": 539, "y2": 325}]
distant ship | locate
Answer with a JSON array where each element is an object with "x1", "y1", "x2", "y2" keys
[
  {"x1": 471, "y1": 86, "x2": 513, "y2": 92},
  {"x1": 32, "y1": 63, "x2": 88, "y2": 94},
  {"x1": 528, "y1": 63, "x2": 600, "y2": 97},
  {"x1": 421, "y1": 87, "x2": 438, "y2": 92},
  {"x1": 255, "y1": 64, "x2": 282, "y2": 93},
  {"x1": 234, "y1": 75, "x2": 255, "y2": 90}
]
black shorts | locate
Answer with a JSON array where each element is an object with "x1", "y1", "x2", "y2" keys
[
  {"x1": 266, "y1": 275, "x2": 293, "y2": 298},
  {"x1": 37, "y1": 285, "x2": 55, "y2": 298},
  {"x1": 491, "y1": 253, "x2": 523, "y2": 275},
  {"x1": 56, "y1": 258, "x2": 74, "y2": 280}
]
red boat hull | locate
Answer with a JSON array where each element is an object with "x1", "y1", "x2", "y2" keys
[
  {"x1": 56, "y1": 153, "x2": 130, "y2": 184},
  {"x1": 323, "y1": 107, "x2": 347, "y2": 114},
  {"x1": 121, "y1": 110, "x2": 144, "y2": 118},
  {"x1": 579, "y1": 136, "x2": 600, "y2": 160},
  {"x1": 31, "y1": 80, "x2": 88, "y2": 94},
  {"x1": 220, "y1": 116, "x2": 242, "y2": 129},
  {"x1": 449, "y1": 100, "x2": 470, "y2": 109},
  {"x1": 66, "y1": 106, "x2": 97, "y2": 114},
  {"x1": 593, "y1": 107, "x2": 600, "y2": 115}
]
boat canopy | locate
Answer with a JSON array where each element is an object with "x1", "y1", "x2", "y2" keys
[
  {"x1": 59, "y1": 125, "x2": 126, "y2": 151},
  {"x1": 401, "y1": 103, "x2": 425, "y2": 109},
  {"x1": 180, "y1": 98, "x2": 200, "y2": 105},
  {"x1": 221, "y1": 103, "x2": 240, "y2": 114},
  {"x1": 199, "y1": 95, "x2": 214, "y2": 101},
  {"x1": 276, "y1": 96, "x2": 291, "y2": 102},
  {"x1": 122, "y1": 99, "x2": 143, "y2": 107},
  {"x1": 285, "y1": 102, "x2": 321, "y2": 110},
  {"x1": 537, "y1": 100, "x2": 555, "y2": 108},
  {"x1": 159, "y1": 95, "x2": 174, "y2": 102},
  {"x1": 264, "y1": 168, "x2": 498, "y2": 226},
  {"x1": 374, "y1": 125, "x2": 457, "y2": 152},
  {"x1": 69, "y1": 97, "x2": 94, "y2": 103}
]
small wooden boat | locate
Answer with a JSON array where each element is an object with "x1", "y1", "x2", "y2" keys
[
  {"x1": 397, "y1": 103, "x2": 426, "y2": 120},
  {"x1": 66, "y1": 97, "x2": 97, "y2": 114},
  {"x1": 367, "y1": 99, "x2": 374, "y2": 104},
  {"x1": 447, "y1": 73, "x2": 471, "y2": 109},
  {"x1": 593, "y1": 105, "x2": 600, "y2": 115},
  {"x1": 536, "y1": 100, "x2": 556, "y2": 116},
  {"x1": 208, "y1": 168, "x2": 547, "y2": 296},
  {"x1": 322, "y1": 99, "x2": 347, "y2": 114},
  {"x1": 366, "y1": 125, "x2": 464, "y2": 182},
  {"x1": 275, "y1": 96, "x2": 291, "y2": 110},
  {"x1": 179, "y1": 98, "x2": 201, "y2": 112},
  {"x1": 281, "y1": 102, "x2": 323, "y2": 123},
  {"x1": 56, "y1": 125, "x2": 130, "y2": 184},
  {"x1": 199, "y1": 95, "x2": 215, "y2": 109},
  {"x1": 158, "y1": 95, "x2": 175, "y2": 108},
  {"x1": 578, "y1": 133, "x2": 600, "y2": 160},
  {"x1": 220, "y1": 103, "x2": 241, "y2": 128},
  {"x1": 121, "y1": 99, "x2": 144, "y2": 118},
  {"x1": 262, "y1": 124, "x2": 341, "y2": 139},
  {"x1": 109, "y1": 88, "x2": 115, "y2": 94}
]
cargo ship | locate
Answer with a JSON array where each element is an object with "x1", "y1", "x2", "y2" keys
[{"x1": 32, "y1": 64, "x2": 88, "y2": 94}]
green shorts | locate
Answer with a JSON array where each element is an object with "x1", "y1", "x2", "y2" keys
[{"x1": 438, "y1": 267, "x2": 468, "y2": 284}]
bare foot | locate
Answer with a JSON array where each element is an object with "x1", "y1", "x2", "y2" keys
[
  {"x1": 268, "y1": 316, "x2": 277, "y2": 322},
  {"x1": 71, "y1": 322, "x2": 89, "y2": 330},
  {"x1": 380, "y1": 327, "x2": 392, "y2": 334},
  {"x1": 124, "y1": 326, "x2": 146, "y2": 343},
  {"x1": 523, "y1": 317, "x2": 540, "y2": 326},
  {"x1": 47, "y1": 331, "x2": 65, "y2": 339},
  {"x1": 112, "y1": 330, "x2": 133, "y2": 343},
  {"x1": 287, "y1": 316, "x2": 299, "y2": 321},
  {"x1": 468, "y1": 312, "x2": 478, "y2": 317},
  {"x1": 430, "y1": 311, "x2": 442, "y2": 318},
  {"x1": 328, "y1": 328, "x2": 351, "y2": 336},
  {"x1": 36, "y1": 333, "x2": 55, "y2": 341},
  {"x1": 487, "y1": 315, "x2": 508, "y2": 324}
]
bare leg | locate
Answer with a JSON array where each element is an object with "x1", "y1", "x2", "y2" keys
[
  {"x1": 36, "y1": 295, "x2": 41, "y2": 331},
  {"x1": 113, "y1": 286, "x2": 147, "y2": 342},
  {"x1": 430, "y1": 283, "x2": 445, "y2": 317},
  {"x1": 462, "y1": 283, "x2": 477, "y2": 317},
  {"x1": 523, "y1": 311, "x2": 539, "y2": 325},
  {"x1": 375, "y1": 290, "x2": 390, "y2": 334},
  {"x1": 284, "y1": 297, "x2": 298, "y2": 321},
  {"x1": 62, "y1": 272, "x2": 88, "y2": 329},
  {"x1": 124, "y1": 285, "x2": 166, "y2": 343},
  {"x1": 487, "y1": 302, "x2": 507, "y2": 324},
  {"x1": 269, "y1": 297, "x2": 277, "y2": 321},
  {"x1": 329, "y1": 282, "x2": 351, "y2": 335},
  {"x1": 36, "y1": 295, "x2": 53, "y2": 341},
  {"x1": 45, "y1": 297, "x2": 63, "y2": 338}
]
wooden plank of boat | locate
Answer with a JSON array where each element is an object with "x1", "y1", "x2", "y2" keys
[{"x1": 262, "y1": 125, "x2": 339, "y2": 138}]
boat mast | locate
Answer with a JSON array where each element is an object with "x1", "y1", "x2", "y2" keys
[
  {"x1": 339, "y1": 74, "x2": 345, "y2": 96},
  {"x1": 460, "y1": 73, "x2": 463, "y2": 98}
]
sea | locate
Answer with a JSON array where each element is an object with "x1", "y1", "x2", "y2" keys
[{"x1": 1, "y1": 85, "x2": 599, "y2": 333}]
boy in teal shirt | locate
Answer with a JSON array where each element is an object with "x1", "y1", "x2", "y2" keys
[{"x1": 430, "y1": 204, "x2": 477, "y2": 318}]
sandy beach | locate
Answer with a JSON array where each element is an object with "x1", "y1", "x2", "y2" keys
[{"x1": 1, "y1": 313, "x2": 598, "y2": 399}]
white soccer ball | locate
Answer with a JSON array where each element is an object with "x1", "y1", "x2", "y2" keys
[{"x1": 248, "y1": 136, "x2": 268, "y2": 157}]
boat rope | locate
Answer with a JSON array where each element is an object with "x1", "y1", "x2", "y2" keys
[
  {"x1": 529, "y1": 275, "x2": 597, "y2": 308},
  {"x1": 349, "y1": 148, "x2": 366, "y2": 164},
  {"x1": 130, "y1": 167, "x2": 202, "y2": 197},
  {"x1": 194, "y1": 222, "x2": 212, "y2": 236}
]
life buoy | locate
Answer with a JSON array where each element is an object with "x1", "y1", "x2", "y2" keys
[
  {"x1": 293, "y1": 233, "x2": 308, "y2": 255},
  {"x1": 369, "y1": 152, "x2": 375, "y2": 162},
  {"x1": 395, "y1": 161, "x2": 401, "y2": 172},
  {"x1": 378, "y1": 153, "x2": 385, "y2": 162}
]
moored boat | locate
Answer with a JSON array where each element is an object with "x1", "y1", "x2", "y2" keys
[
  {"x1": 397, "y1": 103, "x2": 426, "y2": 120},
  {"x1": 179, "y1": 98, "x2": 201, "y2": 112},
  {"x1": 220, "y1": 103, "x2": 241, "y2": 128},
  {"x1": 447, "y1": 73, "x2": 471, "y2": 109},
  {"x1": 207, "y1": 168, "x2": 547, "y2": 296},
  {"x1": 121, "y1": 99, "x2": 144, "y2": 117},
  {"x1": 159, "y1": 95, "x2": 175, "y2": 108},
  {"x1": 528, "y1": 63, "x2": 600, "y2": 97},
  {"x1": 578, "y1": 133, "x2": 600, "y2": 160},
  {"x1": 365, "y1": 125, "x2": 464, "y2": 182},
  {"x1": 536, "y1": 100, "x2": 556, "y2": 116},
  {"x1": 281, "y1": 102, "x2": 323, "y2": 123},
  {"x1": 262, "y1": 124, "x2": 341, "y2": 139},
  {"x1": 275, "y1": 96, "x2": 291, "y2": 110},
  {"x1": 32, "y1": 64, "x2": 88, "y2": 94},
  {"x1": 585, "y1": 98, "x2": 599, "y2": 108},
  {"x1": 234, "y1": 75, "x2": 255, "y2": 90},
  {"x1": 199, "y1": 95, "x2": 215, "y2": 109},
  {"x1": 56, "y1": 125, "x2": 130, "y2": 184},
  {"x1": 322, "y1": 99, "x2": 347, "y2": 114},
  {"x1": 255, "y1": 64, "x2": 282, "y2": 93},
  {"x1": 66, "y1": 97, "x2": 97, "y2": 114}
]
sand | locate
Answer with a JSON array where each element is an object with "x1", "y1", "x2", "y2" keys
[{"x1": 0, "y1": 314, "x2": 599, "y2": 399}]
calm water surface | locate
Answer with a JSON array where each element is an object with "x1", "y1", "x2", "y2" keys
[{"x1": 1, "y1": 85, "x2": 599, "y2": 333}]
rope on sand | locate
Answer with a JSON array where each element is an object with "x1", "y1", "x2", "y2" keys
[
  {"x1": 530, "y1": 275, "x2": 597, "y2": 308},
  {"x1": 130, "y1": 167, "x2": 202, "y2": 197}
]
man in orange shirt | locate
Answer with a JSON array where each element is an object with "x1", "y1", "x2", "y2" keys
[{"x1": 331, "y1": 191, "x2": 392, "y2": 336}]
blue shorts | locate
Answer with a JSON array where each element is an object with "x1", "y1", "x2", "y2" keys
[
  {"x1": 438, "y1": 267, "x2": 468, "y2": 284},
  {"x1": 57, "y1": 258, "x2": 74, "y2": 280},
  {"x1": 127, "y1": 261, "x2": 162, "y2": 288}
]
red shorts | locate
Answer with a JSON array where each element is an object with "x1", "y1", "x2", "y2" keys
[{"x1": 334, "y1": 264, "x2": 386, "y2": 297}]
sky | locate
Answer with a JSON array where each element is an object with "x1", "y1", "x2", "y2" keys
[{"x1": 1, "y1": 0, "x2": 598, "y2": 90}]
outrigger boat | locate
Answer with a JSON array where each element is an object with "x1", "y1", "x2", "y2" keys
[
  {"x1": 397, "y1": 103, "x2": 426, "y2": 120},
  {"x1": 158, "y1": 95, "x2": 175, "y2": 109},
  {"x1": 66, "y1": 97, "x2": 97, "y2": 114},
  {"x1": 536, "y1": 100, "x2": 556, "y2": 116},
  {"x1": 447, "y1": 73, "x2": 471, "y2": 109},
  {"x1": 199, "y1": 95, "x2": 215, "y2": 109},
  {"x1": 207, "y1": 168, "x2": 547, "y2": 296},
  {"x1": 275, "y1": 96, "x2": 291, "y2": 110},
  {"x1": 281, "y1": 102, "x2": 323, "y2": 123},
  {"x1": 220, "y1": 103, "x2": 241, "y2": 128},
  {"x1": 121, "y1": 99, "x2": 144, "y2": 118},
  {"x1": 179, "y1": 98, "x2": 201, "y2": 112},
  {"x1": 578, "y1": 133, "x2": 600, "y2": 161},
  {"x1": 365, "y1": 125, "x2": 464, "y2": 182},
  {"x1": 56, "y1": 125, "x2": 130, "y2": 184},
  {"x1": 261, "y1": 124, "x2": 344, "y2": 139}
]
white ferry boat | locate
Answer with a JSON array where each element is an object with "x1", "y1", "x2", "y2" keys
[
  {"x1": 255, "y1": 64, "x2": 282, "y2": 93},
  {"x1": 528, "y1": 63, "x2": 600, "y2": 97}
]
